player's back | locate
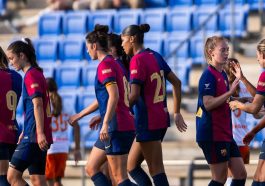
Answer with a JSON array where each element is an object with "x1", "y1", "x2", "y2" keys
[
  {"x1": 96, "y1": 56, "x2": 135, "y2": 132},
  {"x1": 130, "y1": 49, "x2": 170, "y2": 130},
  {"x1": 0, "y1": 69, "x2": 22, "y2": 144}
]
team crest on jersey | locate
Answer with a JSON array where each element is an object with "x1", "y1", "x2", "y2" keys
[
  {"x1": 220, "y1": 149, "x2": 227, "y2": 157},
  {"x1": 204, "y1": 83, "x2": 210, "y2": 90},
  {"x1": 102, "y1": 69, "x2": 112, "y2": 74},
  {"x1": 131, "y1": 69, "x2": 137, "y2": 74},
  {"x1": 258, "y1": 81, "x2": 265, "y2": 87},
  {"x1": 31, "y1": 83, "x2": 39, "y2": 88}
]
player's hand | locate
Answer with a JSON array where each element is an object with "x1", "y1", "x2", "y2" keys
[
  {"x1": 100, "y1": 123, "x2": 109, "y2": 142},
  {"x1": 68, "y1": 114, "x2": 80, "y2": 126},
  {"x1": 243, "y1": 131, "x2": 255, "y2": 145},
  {"x1": 73, "y1": 149, "x2": 81, "y2": 165},
  {"x1": 229, "y1": 78, "x2": 240, "y2": 95},
  {"x1": 174, "y1": 113, "x2": 187, "y2": 132},
  {"x1": 89, "y1": 115, "x2": 101, "y2": 130},
  {"x1": 37, "y1": 133, "x2": 49, "y2": 151},
  {"x1": 17, "y1": 131, "x2": 24, "y2": 144},
  {"x1": 231, "y1": 62, "x2": 244, "y2": 80},
  {"x1": 229, "y1": 100, "x2": 243, "y2": 111}
]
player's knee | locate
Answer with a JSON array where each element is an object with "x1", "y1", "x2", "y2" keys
[
  {"x1": 85, "y1": 163, "x2": 99, "y2": 177},
  {"x1": 7, "y1": 170, "x2": 19, "y2": 185}
]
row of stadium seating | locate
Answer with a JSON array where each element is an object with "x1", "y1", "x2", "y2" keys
[
  {"x1": 0, "y1": 0, "x2": 6, "y2": 15},
  {"x1": 38, "y1": 6, "x2": 248, "y2": 37},
  {"x1": 148, "y1": 0, "x2": 265, "y2": 10}
]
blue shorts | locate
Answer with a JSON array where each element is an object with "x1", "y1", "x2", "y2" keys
[
  {"x1": 136, "y1": 128, "x2": 167, "y2": 142},
  {"x1": 198, "y1": 140, "x2": 241, "y2": 164},
  {"x1": 0, "y1": 143, "x2": 16, "y2": 161},
  {"x1": 94, "y1": 131, "x2": 135, "y2": 155},
  {"x1": 259, "y1": 141, "x2": 265, "y2": 160},
  {"x1": 10, "y1": 142, "x2": 48, "y2": 175}
]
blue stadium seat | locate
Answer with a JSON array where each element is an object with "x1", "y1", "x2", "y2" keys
[
  {"x1": 56, "y1": 65, "x2": 81, "y2": 89},
  {"x1": 40, "y1": 64, "x2": 55, "y2": 78},
  {"x1": 59, "y1": 37, "x2": 85, "y2": 62},
  {"x1": 34, "y1": 38, "x2": 58, "y2": 64},
  {"x1": 141, "y1": 8, "x2": 166, "y2": 32},
  {"x1": 82, "y1": 64, "x2": 98, "y2": 87},
  {"x1": 58, "y1": 91, "x2": 78, "y2": 114},
  {"x1": 194, "y1": 0, "x2": 219, "y2": 5},
  {"x1": 78, "y1": 116, "x2": 99, "y2": 149},
  {"x1": 114, "y1": 9, "x2": 142, "y2": 33},
  {"x1": 77, "y1": 91, "x2": 96, "y2": 112},
  {"x1": 164, "y1": 34, "x2": 189, "y2": 59},
  {"x1": 169, "y1": 0, "x2": 193, "y2": 7},
  {"x1": 247, "y1": 0, "x2": 265, "y2": 10},
  {"x1": 144, "y1": 0, "x2": 167, "y2": 7},
  {"x1": 0, "y1": 0, "x2": 7, "y2": 15},
  {"x1": 192, "y1": 7, "x2": 219, "y2": 32},
  {"x1": 166, "y1": 58, "x2": 191, "y2": 93},
  {"x1": 89, "y1": 10, "x2": 116, "y2": 32},
  {"x1": 219, "y1": 5, "x2": 249, "y2": 37},
  {"x1": 144, "y1": 33, "x2": 164, "y2": 55},
  {"x1": 166, "y1": 8, "x2": 192, "y2": 33},
  {"x1": 38, "y1": 11, "x2": 64, "y2": 37},
  {"x1": 63, "y1": 11, "x2": 88, "y2": 36},
  {"x1": 190, "y1": 35, "x2": 205, "y2": 65}
]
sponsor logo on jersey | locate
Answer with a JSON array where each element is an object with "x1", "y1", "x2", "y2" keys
[
  {"x1": 131, "y1": 69, "x2": 137, "y2": 74},
  {"x1": 102, "y1": 69, "x2": 112, "y2": 74},
  {"x1": 31, "y1": 83, "x2": 39, "y2": 88}
]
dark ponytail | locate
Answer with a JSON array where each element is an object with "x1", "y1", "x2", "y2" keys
[
  {"x1": 0, "y1": 47, "x2": 8, "y2": 69},
  {"x1": 7, "y1": 38, "x2": 42, "y2": 72},
  {"x1": 85, "y1": 24, "x2": 109, "y2": 52},
  {"x1": 122, "y1": 24, "x2": 150, "y2": 44},
  {"x1": 107, "y1": 33, "x2": 130, "y2": 70},
  {"x1": 46, "y1": 77, "x2": 62, "y2": 117}
]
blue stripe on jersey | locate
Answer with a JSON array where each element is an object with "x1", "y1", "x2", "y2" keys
[
  {"x1": 133, "y1": 94, "x2": 149, "y2": 131},
  {"x1": 256, "y1": 91, "x2": 265, "y2": 96}
]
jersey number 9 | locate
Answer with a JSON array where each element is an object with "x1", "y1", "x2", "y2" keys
[{"x1": 6, "y1": 90, "x2": 18, "y2": 120}]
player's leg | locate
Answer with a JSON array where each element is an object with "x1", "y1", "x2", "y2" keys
[
  {"x1": 198, "y1": 141, "x2": 230, "y2": 185},
  {"x1": 7, "y1": 143, "x2": 31, "y2": 186},
  {"x1": 228, "y1": 141, "x2": 247, "y2": 186},
  {"x1": 86, "y1": 141, "x2": 110, "y2": 186},
  {"x1": 0, "y1": 143, "x2": 16, "y2": 186},
  {"x1": 106, "y1": 131, "x2": 135, "y2": 186},
  {"x1": 252, "y1": 141, "x2": 265, "y2": 185},
  {"x1": 127, "y1": 139, "x2": 152, "y2": 186},
  {"x1": 140, "y1": 140, "x2": 169, "y2": 186},
  {"x1": 28, "y1": 144, "x2": 48, "y2": 186}
]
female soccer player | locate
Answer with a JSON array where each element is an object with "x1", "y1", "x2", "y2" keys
[
  {"x1": 224, "y1": 58, "x2": 260, "y2": 185},
  {"x1": 121, "y1": 23, "x2": 187, "y2": 186},
  {"x1": 230, "y1": 39, "x2": 265, "y2": 186},
  {"x1": 6, "y1": 38, "x2": 53, "y2": 186},
  {"x1": 45, "y1": 77, "x2": 81, "y2": 186},
  {"x1": 69, "y1": 25, "x2": 135, "y2": 186},
  {"x1": 0, "y1": 47, "x2": 22, "y2": 186},
  {"x1": 196, "y1": 36, "x2": 247, "y2": 186}
]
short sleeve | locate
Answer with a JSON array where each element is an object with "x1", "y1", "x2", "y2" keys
[
  {"x1": 97, "y1": 60, "x2": 116, "y2": 85},
  {"x1": 256, "y1": 71, "x2": 265, "y2": 96},
  {"x1": 199, "y1": 71, "x2": 216, "y2": 96},
  {"x1": 24, "y1": 71, "x2": 44, "y2": 99},
  {"x1": 130, "y1": 56, "x2": 146, "y2": 84}
]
